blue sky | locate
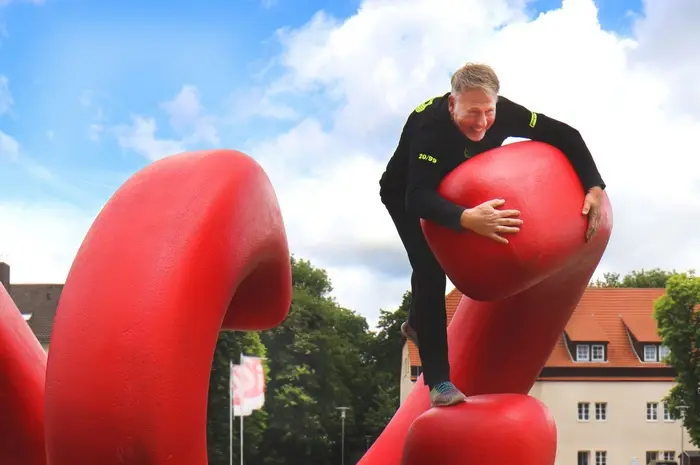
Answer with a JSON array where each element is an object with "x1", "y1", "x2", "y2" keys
[
  {"x1": 7, "y1": 0, "x2": 700, "y2": 321},
  {"x1": 0, "y1": 0, "x2": 642, "y2": 211}
]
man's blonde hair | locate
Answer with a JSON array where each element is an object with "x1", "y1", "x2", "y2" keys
[{"x1": 450, "y1": 63, "x2": 500, "y2": 97}]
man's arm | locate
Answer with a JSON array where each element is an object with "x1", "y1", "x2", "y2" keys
[
  {"x1": 498, "y1": 97, "x2": 606, "y2": 192},
  {"x1": 405, "y1": 124, "x2": 466, "y2": 231}
]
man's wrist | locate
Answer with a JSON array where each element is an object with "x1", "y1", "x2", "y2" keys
[{"x1": 459, "y1": 208, "x2": 474, "y2": 230}]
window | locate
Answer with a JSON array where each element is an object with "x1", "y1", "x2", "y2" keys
[
  {"x1": 663, "y1": 401, "x2": 674, "y2": 421},
  {"x1": 647, "y1": 402, "x2": 658, "y2": 421},
  {"x1": 595, "y1": 402, "x2": 607, "y2": 421},
  {"x1": 577, "y1": 451, "x2": 590, "y2": 465},
  {"x1": 591, "y1": 344, "x2": 605, "y2": 361},
  {"x1": 646, "y1": 451, "x2": 658, "y2": 463},
  {"x1": 577, "y1": 344, "x2": 590, "y2": 361},
  {"x1": 663, "y1": 451, "x2": 676, "y2": 461},
  {"x1": 644, "y1": 344, "x2": 658, "y2": 361},
  {"x1": 659, "y1": 345, "x2": 671, "y2": 360},
  {"x1": 578, "y1": 402, "x2": 590, "y2": 421},
  {"x1": 595, "y1": 451, "x2": 607, "y2": 465}
]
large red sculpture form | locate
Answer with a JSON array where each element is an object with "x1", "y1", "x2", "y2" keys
[
  {"x1": 0, "y1": 140, "x2": 611, "y2": 465},
  {"x1": 43, "y1": 150, "x2": 292, "y2": 465},
  {"x1": 358, "y1": 141, "x2": 613, "y2": 465},
  {"x1": 0, "y1": 284, "x2": 47, "y2": 465}
]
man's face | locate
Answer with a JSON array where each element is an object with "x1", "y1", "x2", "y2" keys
[{"x1": 448, "y1": 88, "x2": 497, "y2": 142}]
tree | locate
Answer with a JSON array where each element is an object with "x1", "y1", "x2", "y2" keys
[
  {"x1": 653, "y1": 272, "x2": 700, "y2": 447},
  {"x1": 590, "y1": 268, "x2": 690, "y2": 288},
  {"x1": 360, "y1": 291, "x2": 411, "y2": 442},
  {"x1": 256, "y1": 256, "x2": 379, "y2": 465},
  {"x1": 207, "y1": 331, "x2": 268, "y2": 465}
]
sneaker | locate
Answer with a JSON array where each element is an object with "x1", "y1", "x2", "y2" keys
[
  {"x1": 401, "y1": 321, "x2": 419, "y2": 347},
  {"x1": 430, "y1": 381, "x2": 467, "y2": 407}
]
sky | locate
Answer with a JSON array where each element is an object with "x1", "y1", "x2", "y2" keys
[{"x1": 0, "y1": 0, "x2": 698, "y2": 328}]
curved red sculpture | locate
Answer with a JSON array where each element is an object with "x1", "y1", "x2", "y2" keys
[
  {"x1": 358, "y1": 141, "x2": 612, "y2": 465},
  {"x1": 43, "y1": 149, "x2": 292, "y2": 465},
  {"x1": 0, "y1": 284, "x2": 47, "y2": 465},
  {"x1": 402, "y1": 394, "x2": 556, "y2": 465},
  {"x1": 0, "y1": 140, "x2": 611, "y2": 465}
]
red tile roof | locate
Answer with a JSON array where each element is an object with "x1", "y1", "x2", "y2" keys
[
  {"x1": 407, "y1": 287, "x2": 671, "y2": 373},
  {"x1": 564, "y1": 313, "x2": 609, "y2": 342},
  {"x1": 621, "y1": 314, "x2": 662, "y2": 343}
]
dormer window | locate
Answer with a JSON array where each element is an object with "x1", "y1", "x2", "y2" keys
[
  {"x1": 577, "y1": 344, "x2": 590, "y2": 361},
  {"x1": 591, "y1": 344, "x2": 605, "y2": 361},
  {"x1": 564, "y1": 314, "x2": 610, "y2": 363},
  {"x1": 574, "y1": 343, "x2": 607, "y2": 362},
  {"x1": 643, "y1": 345, "x2": 658, "y2": 362},
  {"x1": 620, "y1": 314, "x2": 668, "y2": 363}
]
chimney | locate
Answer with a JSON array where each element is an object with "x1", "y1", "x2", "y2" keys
[{"x1": 0, "y1": 262, "x2": 9, "y2": 290}]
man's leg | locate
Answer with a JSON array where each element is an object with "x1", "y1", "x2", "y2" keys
[{"x1": 386, "y1": 206, "x2": 466, "y2": 406}]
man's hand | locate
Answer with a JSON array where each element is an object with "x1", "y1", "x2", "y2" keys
[
  {"x1": 582, "y1": 186, "x2": 604, "y2": 242},
  {"x1": 460, "y1": 199, "x2": 523, "y2": 244}
]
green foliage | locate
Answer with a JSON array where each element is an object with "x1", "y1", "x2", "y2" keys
[
  {"x1": 653, "y1": 272, "x2": 700, "y2": 447},
  {"x1": 205, "y1": 255, "x2": 413, "y2": 464},
  {"x1": 206, "y1": 331, "x2": 268, "y2": 465},
  {"x1": 590, "y1": 268, "x2": 692, "y2": 288}
]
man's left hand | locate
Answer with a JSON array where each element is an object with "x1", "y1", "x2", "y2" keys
[{"x1": 581, "y1": 186, "x2": 603, "y2": 242}]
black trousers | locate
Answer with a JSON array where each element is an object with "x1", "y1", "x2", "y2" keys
[{"x1": 386, "y1": 202, "x2": 450, "y2": 388}]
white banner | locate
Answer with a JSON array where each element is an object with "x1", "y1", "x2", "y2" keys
[
  {"x1": 230, "y1": 355, "x2": 266, "y2": 416},
  {"x1": 231, "y1": 362, "x2": 253, "y2": 417}
]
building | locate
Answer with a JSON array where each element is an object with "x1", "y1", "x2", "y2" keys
[
  {"x1": 0, "y1": 262, "x2": 61, "y2": 352},
  {"x1": 400, "y1": 287, "x2": 697, "y2": 465}
]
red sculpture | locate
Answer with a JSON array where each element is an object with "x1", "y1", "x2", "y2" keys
[
  {"x1": 43, "y1": 150, "x2": 292, "y2": 465},
  {"x1": 0, "y1": 284, "x2": 47, "y2": 465},
  {"x1": 0, "y1": 140, "x2": 612, "y2": 465},
  {"x1": 402, "y1": 394, "x2": 557, "y2": 465},
  {"x1": 358, "y1": 141, "x2": 612, "y2": 465}
]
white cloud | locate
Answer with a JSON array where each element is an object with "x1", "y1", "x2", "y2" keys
[
  {"x1": 113, "y1": 85, "x2": 219, "y2": 160},
  {"x1": 237, "y1": 0, "x2": 700, "y2": 323},
  {"x1": 161, "y1": 85, "x2": 219, "y2": 146},
  {"x1": 0, "y1": 202, "x2": 96, "y2": 284},
  {"x1": 7, "y1": 0, "x2": 698, "y2": 328},
  {"x1": 114, "y1": 115, "x2": 186, "y2": 161}
]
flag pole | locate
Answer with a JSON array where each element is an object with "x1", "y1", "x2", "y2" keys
[
  {"x1": 240, "y1": 353, "x2": 244, "y2": 465},
  {"x1": 229, "y1": 360, "x2": 233, "y2": 465}
]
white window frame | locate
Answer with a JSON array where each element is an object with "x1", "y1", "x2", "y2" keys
[
  {"x1": 591, "y1": 344, "x2": 605, "y2": 362},
  {"x1": 577, "y1": 344, "x2": 590, "y2": 361},
  {"x1": 595, "y1": 451, "x2": 607, "y2": 465},
  {"x1": 659, "y1": 345, "x2": 671, "y2": 360},
  {"x1": 663, "y1": 451, "x2": 676, "y2": 461},
  {"x1": 644, "y1": 344, "x2": 658, "y2": 362},
  {"x1": 646, "y1": 402, "x2": 658, "y2": 421},
  {"x1": 595, "y1": 402, "x2": 607, "y2": 421},
  {"x1": 578, "y1": 402, "x2": 590, "y2": 421}
]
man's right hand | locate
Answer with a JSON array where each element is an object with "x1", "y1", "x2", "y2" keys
[{"x1": 459, "y1": 199, "x2": 523, "y2": 244}]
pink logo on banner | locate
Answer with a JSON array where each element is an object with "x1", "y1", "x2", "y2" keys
[
  {"x1": 231, "y1": 356, "x2": 265, "y2": 415},
  {"x1": 241, "y1": 356, "x2": 265, "y2": 410}
]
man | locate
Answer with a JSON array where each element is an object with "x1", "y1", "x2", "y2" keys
[{"x1": 379, "y1": 63, "x2": 606, "y2": 407}]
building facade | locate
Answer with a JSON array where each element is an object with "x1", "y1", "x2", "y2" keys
[
  {"x1": 400, "y1": 287, "x2": 697, "y2": 465},
  {"x1": 1, "y1": 262, "x2": 61, "y2": 352}
]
